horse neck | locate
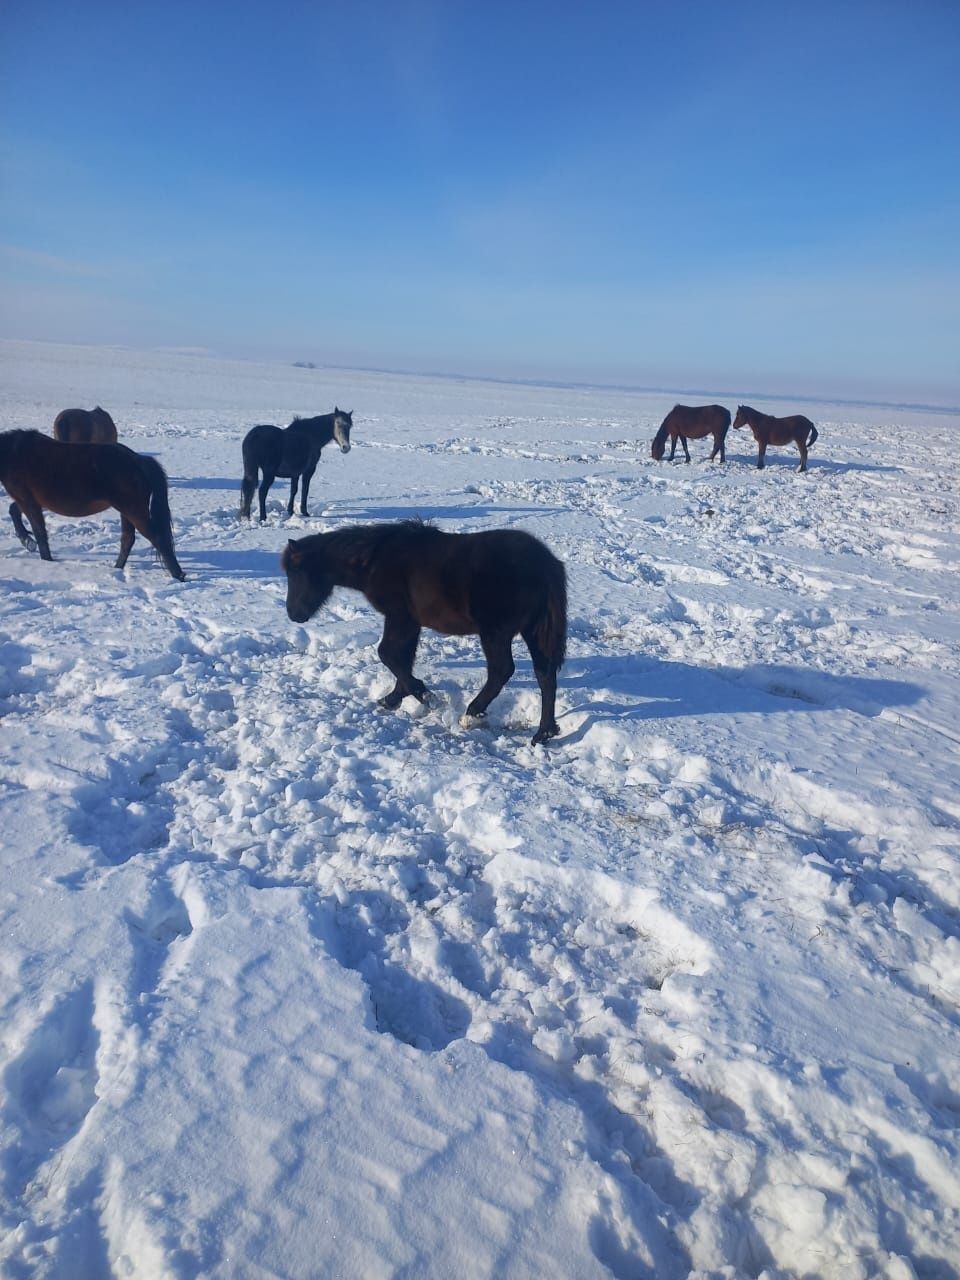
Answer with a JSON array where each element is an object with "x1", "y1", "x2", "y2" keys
[
  {"x1": 318, "y1": 528, "x2": 381, "y2": 589},
  {"x1": 301, "y1": 415, "x2": 334, "y2": 441},
  {"x1": 744, "y1": 407, "x2": 773, "y2": 427}
]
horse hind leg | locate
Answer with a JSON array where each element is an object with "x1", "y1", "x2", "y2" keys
[
  {"x1": 127, "y1": 500, "x2": 185, "y2": 581},
  {"x1": 521, "y1": 626, "x2": 560, "y2": 745},
  {"x1": 115, "y1": 516, "x2": 136, "y2": 569},
  {"x1": 377, "y1": 616, "x2": 426, "y2": 709},
  {"x1": 258, "y1": 471, "x2": 275, "y2": 523},
  {"x1": 240, "y1": 470, "x2": 258, "y2": 520},
  {"x1": 797, "y1": 439, "x2": 809, "y2": 472},
  {"x1": 463, "y1": 630, "x2": 515, "y2": 722},
  {"x1": 287, "y1": 474, "x2": 299, "y2": 517}
]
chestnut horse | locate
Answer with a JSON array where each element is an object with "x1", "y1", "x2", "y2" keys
[
  {"x1": 651, "y1": 404, "x2": 731, "y2": 463},
  {"x1": 53, "y1": 406, "x2": 118, "y2": 444},
  {"x1": 283, "y1": 521, "x2": 567, "y2": 745},
  {"x1": 732, "y1": 405, "x2": 819, "y2": 472},
  {"x1": 0, "y1": 430, "x2": 185, "y2": 580}
]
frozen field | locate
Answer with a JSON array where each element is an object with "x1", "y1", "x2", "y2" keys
[{"x1": 1, "y1": 339, "x2": 959, "y2": 1279}]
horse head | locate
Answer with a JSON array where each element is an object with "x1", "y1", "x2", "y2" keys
[
  {"x1": 282, "y1": 537, "x2": 335, "y2": 622},
  {"x1": 732, "y1": 405, "x2": 749, "y2": 430},
  {"x1": 332, "y1": 408, "x2": 352, "y2": 454}
]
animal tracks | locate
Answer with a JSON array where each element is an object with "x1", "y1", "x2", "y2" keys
[{"x1": 2, "y1": 981, "x2": 101, "y2": 1239}]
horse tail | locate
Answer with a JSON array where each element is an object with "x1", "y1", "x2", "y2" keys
[
  {"x1": 536, "y1": 556, "x2": 567, "y2": 670},
  {"x1": 142, "y1": 455, "x2": 178, "y2": 561},
  {"x1": 807, "y1": 424, "x2": 819, "y2": 448}
]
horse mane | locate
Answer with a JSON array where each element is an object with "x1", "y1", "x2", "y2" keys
[
  {"x1": 298, "y1": 519, "x2": 437, "y2": 570},
  {"x1": 0, "y1": 429, "x2": 42, "y2": 462}
]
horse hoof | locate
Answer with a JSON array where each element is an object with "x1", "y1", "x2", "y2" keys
[
  {"x1": 531, "y1": 723, "x2": 560, "y2": 746},
  {"x1": 459, "y1": 711, "x2": 487, "y2": 729}
]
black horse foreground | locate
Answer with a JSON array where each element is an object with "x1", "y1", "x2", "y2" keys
[
  {"x1": 241, "y1": 409, "x2": 352, "y2": 522},
  {"x1": 283, "y1": 521, "x2": 567, "y2": 745}
]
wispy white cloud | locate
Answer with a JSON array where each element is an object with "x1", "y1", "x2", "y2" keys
[{"x1": 0, "y1": 243, "x2": 100, "y2": 277}]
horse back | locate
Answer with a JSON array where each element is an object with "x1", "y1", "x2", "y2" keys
[
  {"x1": 664, "y1": 404, "x2": 730, "y2": 438},
  {"x1": 53, "y1": 407, "x2": 118, "y2": 445},
  {"x1": 1, "y1": 431, "x2": 150, "y2": 517},
  {"x1": 422, "y1": 529, "x2": 563, "y2": 636}
]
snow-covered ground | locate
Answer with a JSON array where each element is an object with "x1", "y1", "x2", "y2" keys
[{"x1": 1, "y1": 339, "x2": 959, "y2": 1279}]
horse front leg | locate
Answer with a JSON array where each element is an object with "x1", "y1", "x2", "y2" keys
[
  {"x1": 9, "y1": 502, "x2": 37, "y2": 553},
  {"x1": 299, "y1": 465, "x2": 317, "y2": 517},
  {"x1": 463, "y1": 630, "x2": 515, "y2": 722},
  {"x1": 19, "y1": 499, "x2": 52, "y2": 560},
  {"x1": 757, "y1": 440, "x2": 767, "y2": 470},
  {"x1": 681, "y1": 435, "x2": 691, "y2": 462},
  {"x1": 521, "y1": 626, "x2": 560, "y2": 745},
  {"x1": 667, "y1": 434, "x2": 678, "y2": 461},
  {"x1": 377, "y1": 615, "x2": 426, "y2": 708}
]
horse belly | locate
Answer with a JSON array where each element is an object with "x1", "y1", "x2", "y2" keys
[
  {"x1": 48, "y1": 496, "x2": 114, "y2": 517},
  {"x1": 409, "y1": 583, "x2": 476, "y2": 635}
]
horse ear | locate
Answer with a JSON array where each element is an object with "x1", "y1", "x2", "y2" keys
[{"x1": 334, "y1": 405, "x2": 339, "y2": 414}]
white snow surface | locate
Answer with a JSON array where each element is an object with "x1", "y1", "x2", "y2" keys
[{"x1": 1, "y1": 339, "x2": 959, "y2": 1279}]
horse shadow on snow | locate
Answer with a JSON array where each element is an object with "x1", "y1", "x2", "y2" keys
[{"x1": 561, "y1": 655, "x2": 923, "y2": 743}]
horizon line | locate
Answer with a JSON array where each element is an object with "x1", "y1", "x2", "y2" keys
[{"x1": 3, "y1": 336, "x2": 958, "y2": 417}]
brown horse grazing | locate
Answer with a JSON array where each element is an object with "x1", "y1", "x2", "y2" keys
[
  {"x1": 651, "y1": 404, "x2": 731, "y2": 463},
  {"x1": 732, "y1": 405, "x2": 819, "y2": 472},
  {"x1": 53, "y1": 406, "x2": 118, "y2": 444},
  {"x1": 0, "y1": 430, "x2": 185, "y2": 580},
  {"x1": 283, "y1": 521, "x2": 567, "y2": 745}
]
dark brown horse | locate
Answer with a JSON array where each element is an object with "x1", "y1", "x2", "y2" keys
[
  {"x1": 651, "y1": 404, "x2": 731, "y2": 463},
  {"x1": 732, "y1": 405, "x2": 819, "y2": 472},
  {"x1": 53, "y1": 406, "x2": 118, "y2": 444},
  {"x1": 0, "y1": 430, "x2": 185, "y2": 580},
  {"x1": 283, "y1": 521, "x2": 567, "y2": 745}
]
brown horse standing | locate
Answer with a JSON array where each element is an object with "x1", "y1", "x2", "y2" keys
[
  {"x1": 53, "y1": 406, "x2": 118, "y2": 444},
  {"x1": 0, "y1": 430, "x2": 185, "y2": 580},
  {"x1": 732, "y1": 405, "x2": 819, "y2": 472},
  {"x1": 651, "y1": 404, "x2": 731, "y2": 463}
]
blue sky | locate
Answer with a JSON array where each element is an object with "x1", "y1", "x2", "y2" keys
[{"x1": 1, "y1": 1, "x2": 958, "y2": 399}]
